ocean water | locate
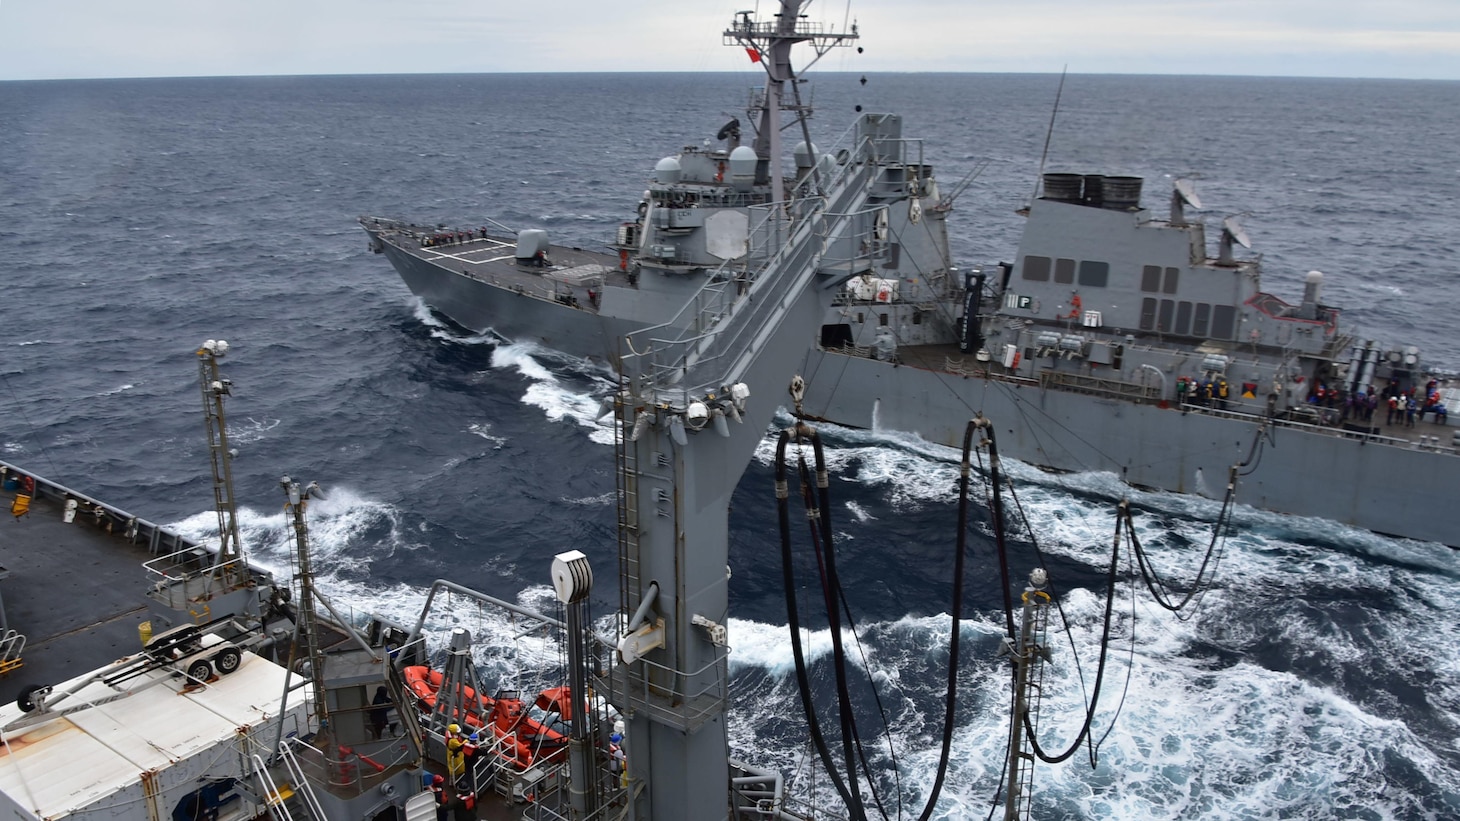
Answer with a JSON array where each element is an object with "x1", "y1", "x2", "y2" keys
[{"x1": 2, "y1": 72, "x2": 1459, "y2": 819}]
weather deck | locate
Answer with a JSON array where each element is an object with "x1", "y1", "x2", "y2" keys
[
  {"x1": 362, "y1": 218, "x2": 634, "y2": 311},
  {"x1": 0, "y1": 466, "x2": 562, "y2": 820},
  {"x1": 0, "y1": 487, "x2": 161, "y2": 707},
  {"x1": 832, "y1": 342, "x2": 1458, "y2": 454}
]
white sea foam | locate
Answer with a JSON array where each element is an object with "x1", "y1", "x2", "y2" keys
[
  {"x1": 466, "y1": 421, "x2": 507, "y2": 449},
  {"x1": 843, "y1": 501, "x2": 875, "y2": 523},
  {"x1": 409, "y1": 300, "x2": 498, "y2": 346},
  {"x1": 490, "y1": 342, "x2": 616, "y2": 445},
  {"x1": 228, "y1": 416, "x2": 282, "y2": 445},
  {"x1": 179, "y1": 388, "x2": 1460, "y2": 818},
  {"x1": 95, "y1": 383, "x2": 135, "y2": 397},
  {"x1": 167, "y1": 489, "x2": 572, "y2": 692},
  {"x1": 735, "y1": 423, "x2": 1460, "y2": 817}
]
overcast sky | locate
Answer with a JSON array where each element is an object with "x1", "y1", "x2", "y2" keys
[{"x1": 3, "y1": 0, "x2": 1458, "y2": 81}]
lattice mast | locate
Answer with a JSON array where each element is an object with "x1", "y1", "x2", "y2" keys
[
  {"x1": 1002, "y1": 568, "x2": 1053, "y2": 821},
  {"x1": 724, "y1": 0, "x2": 858, "y2": 201},
  {"x1": 282, "y1": 477, "x2": 330, "y2": 731},
  {"x1": 196, "y1": 340, "x2": 250, "y2": 590}
]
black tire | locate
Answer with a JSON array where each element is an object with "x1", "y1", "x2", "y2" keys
[
  {"x1": 213, "y1": 646, "x2": 242, "y2": 675},
  {"x1": 186, "y1": 659, "x2": 213, "y2": 682},
  {"x1": 16, "y1": 684, "x2": 43, "y2": 713}
]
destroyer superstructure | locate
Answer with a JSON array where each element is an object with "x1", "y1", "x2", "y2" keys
[
  {"x1": 799, "y1": 172, "x2": 1458, "y2": 544},
  {"x1": 361, "y1": 1, "x2": 954, "y2": 369},
  {"x1": 360, "y1": 11, "x2": 1455, "y2": 547}
]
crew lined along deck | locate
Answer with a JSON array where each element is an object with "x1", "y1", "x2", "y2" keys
[{"x1": 827, "y1": 343, "x2": 1459, "y2": 455}]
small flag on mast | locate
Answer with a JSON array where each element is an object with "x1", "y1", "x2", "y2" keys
[{"x1": 745, "y1": 47, "x2": 762, "y2": 63}]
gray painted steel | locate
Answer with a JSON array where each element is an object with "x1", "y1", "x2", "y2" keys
[{"x1": 796, "y1": 351, "x2": 1458, "y2": 544}]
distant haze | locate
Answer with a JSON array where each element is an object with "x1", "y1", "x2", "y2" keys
[{"x1": 3, "y1": 0, "x2": 1459, "y2": 81}]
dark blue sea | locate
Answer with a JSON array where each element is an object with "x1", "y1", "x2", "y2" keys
[{"x1": 3, "y1": 72, "x2": 1460, "y2": 819}]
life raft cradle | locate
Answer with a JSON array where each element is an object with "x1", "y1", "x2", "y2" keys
[{"x1": 402, "y1": 665, "x2": 569, "y2": 771}]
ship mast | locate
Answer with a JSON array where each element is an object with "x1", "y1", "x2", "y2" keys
[
  {"x1": 1001, "y1": 568, "x2": 1053, "y2": 821},
  {"x1": 605, "y1": 79, "x2": 908, "y2": 821},
  {"x1": 281, "y1": 477, "x2": 331, "y2": 736},
  {"x1": 196, "y1": 340, "x2": 250, "y2": 591},
  {"x1": 725, "y1": 0, "x2": 858, "y2": 199}
]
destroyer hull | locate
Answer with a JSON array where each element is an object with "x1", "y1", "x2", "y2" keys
[
  {"x1": 374, "y1": 227, "x2": 1460, "y2": 546},
  {"x1": 800, "y1": 349, "x2": 1459, "y2": 546},
  {"x1": 368, "y1": 227, "x2": 640, "y2": 363}
]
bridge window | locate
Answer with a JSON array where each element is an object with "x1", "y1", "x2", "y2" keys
[
  {"x1": 1022, "y1": 256, "x2": 1051, "y2": 281},
  {"x1": 1141, "y1": 265, "x2": 1161, "y2": 292},
  {"x1": 1163, "y1": 267, "x2": 1180, "y2": 294},
  {"x1": 1054, "y1": 258, "x2": 1076, "y2": 284},
  {"x1": 1211, "y1": 304, "x2": 1236, "y2": 339},
  {"x1": 1139, "y1": 298, "x2": 1157, "y2": 331},
  {"x1": 1078, "y1": 260, "x2": 1109, "y2": 288},
  {"x1": 1192, "y1": 303, "x2": 1211, "y2": 337},
  {"x1": 1175, "y1": 301, "x2": 1193, "y2": 335}
]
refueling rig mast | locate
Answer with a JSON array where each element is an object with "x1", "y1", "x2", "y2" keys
[{"x1": 591, "y1": 20, "x2": 922, "y2": 812}]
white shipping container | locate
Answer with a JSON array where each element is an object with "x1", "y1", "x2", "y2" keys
[{"x1": 0, "y1": 647, "x2": 309, "y2": 821}]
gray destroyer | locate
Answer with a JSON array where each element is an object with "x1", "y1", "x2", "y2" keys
[{"x1": 361, "y1": 13, "x2": 1456, "y2": 548}]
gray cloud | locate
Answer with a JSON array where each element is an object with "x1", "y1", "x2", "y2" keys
[{"x1": 1, "y1": 0, "x2": 1457, "y2": 80}]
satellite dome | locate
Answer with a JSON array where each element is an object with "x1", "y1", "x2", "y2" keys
[
  {"x1": 728, "y1": 145, "x2": 758, "y2": 191},
  {"x1": 793, "y1": 141, "x2": 819, "y2": 168},
  {"x1": 655, "y1": 156, "x2": 682, "y2": 185}
]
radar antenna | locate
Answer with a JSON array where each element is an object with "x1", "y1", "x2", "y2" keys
[
  {"x1": 724, "y1": 1, "x2": 858, "y2": 202},
  {"x1": 1218, "y1": 214, "x2": 1251, "y2": 266},
  {"x1": 715, "y1": 117, "x2": 741, "y2": 145},
  {"x1": 1170, "y1": 178, "x2": 1203, "y2": 226}
]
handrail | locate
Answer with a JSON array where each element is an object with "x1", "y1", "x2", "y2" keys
[
  {"x1": 251, "y1": 753, "x2": 295, "y2": 821},
  {"x1": 279, "y1": 739, "x2": 329, "y2": 821},
  {"x1": 621, "y1": 121, "x2": 916, "y2": 403},
  {"x1": 0, "y1": 459, "x2": 199, "y2": 557}
]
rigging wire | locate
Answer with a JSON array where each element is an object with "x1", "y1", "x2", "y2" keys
[
  {"x1": 795, "y1": 446, "x2": 889, "y2": 820},
  {"x1": 897, "y1": 418, "x2": 981, "y2": 821},
  {"x1": 983, "y1": 419, "x2": 1121, "y2": 766},
  {"x1": 772, "y1": 397, "x2": 1256, "y2": 812},
  {"x1": 990, "y1": 428, "x2": 1254, "y2": 770},
  {"x1": 1089, "y1": 527, "x2": 1142, "y2": 763},
  {"x1": 776, "y1": 417, "x2": 979, "y2": 821},
  {"x1": 776, "y1": 424, "x2": 861, "y2": 816},
  {"x1": 996, "y1": 459, "x2": 1101, "y2": 756},
  {"x1": 806, "y1": 449, "x2": 907, "y2": 820},
  {"x1": 800, "y1": 434, "x2": 872, "y2": 821},
  {"x1": 1018, "y1": 507, "x2": 1122, "y2": 765}
]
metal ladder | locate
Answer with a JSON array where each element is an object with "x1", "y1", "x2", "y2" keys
[
  {"x1": 614, "y1": 390, "x2": 644, "y2": 634},
  {"x1": 252, "y1": 743, "x2": 326, "y2": 821},
  {"x1": 1003, "y1": 574, "x2": 1053, "y2": 821}
]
